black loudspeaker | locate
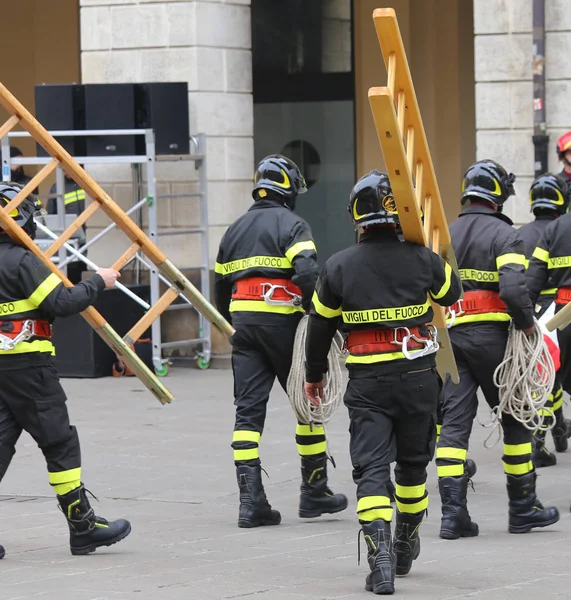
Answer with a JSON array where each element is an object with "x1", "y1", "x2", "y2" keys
[
  {"x1": 34, "y1": 84, "x2": 86, "y2": 157},
  {"x1": 52, "y1": 284, "x2": 151, "y2": 378},
  {"x1": 135, "y1": 83, "x2": 190, "y2": 155},
  {"x1": 83, "y1": 84, "x2": 137, "y2": 156}
]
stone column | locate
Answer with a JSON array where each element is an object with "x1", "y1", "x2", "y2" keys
[
  {"x1": 79, "y1": 0, "x2": 254, "y2": 359},
  {"x1": 474, "y1": 0, "x2": 571, "y2": 226}
]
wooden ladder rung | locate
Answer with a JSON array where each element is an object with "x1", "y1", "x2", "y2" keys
[
  {"x1": 44, "y1": 201, "x2": 101, "y2": 258},
  {"x1": 4, "y1": 158, "x2": 59, "y2": 214},
  {"x1": 124, "y1": 287, "x2": 180, "y2": 346},
  {"x1": 112, "y1": 241, "x2": 142, "y2": 271},
  {"x1": 0, "y1": 115, "x2": 20, "y2": 140}
]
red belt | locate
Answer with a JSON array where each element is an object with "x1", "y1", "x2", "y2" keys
[
  {"x1": 0, "y1": 319, "x2": 52, "y2": 339},
  {"x1": 232, "y1": 277, "x2": 302, "y2": 302},
  {"x1": 555, "y1": 287, "x2": 571, "y2": 305},
  {"x1": 346, "y1": 326, "x2": 431, "y2": 355},
  {"x1": 448, "y1": 290, "x2": 507, "y2": 316}
]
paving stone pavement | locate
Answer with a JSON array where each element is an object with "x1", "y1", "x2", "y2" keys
[{"x1": 1, "y1": 366, "x2": 571, "y2": 600}]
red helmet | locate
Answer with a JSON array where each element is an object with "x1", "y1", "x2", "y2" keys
[{"x1": 557, "y1": 131, "x2": 571, "y2": 159}]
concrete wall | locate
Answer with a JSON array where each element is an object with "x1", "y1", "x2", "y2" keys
[{"x1": 474, "y1": 0, "x2": 571, "y2": 226}]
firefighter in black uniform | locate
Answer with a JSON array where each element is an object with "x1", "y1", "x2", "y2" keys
[
  {"x1": 0, "y1": 182, "x2": 131, "y2": 558},
  {"x1": 517, "y1": 173, "x2": 571, "y2": 467},
  {"x1": 556, "y1": 131, "x2": 571, "y2": 188},
  {"x1": 214, "y1": 155, "x2": 347, "y2": 528},
  {"x1": 436, "y1": 160, "x2": 559, "y2": 541},
  {"x1": 304, "y1": 171, "x2": 461, "y2": 595}
]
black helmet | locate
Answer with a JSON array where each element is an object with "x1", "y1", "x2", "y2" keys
[
  {"x1": 529, "y1": 173, "x2": 569, "y2": 215},
  {"x1": 252, "y1": 155, "x2": 307, "y2": 209},
  {"x1": 461, "y1": 159, "x2": 515, "y2": 206},
  {"x1": 0, "y1": 182, "x2": 43, "y2": 239},
  {"x1": 347, "y1": 170, "x2": 399, "y2": 230}
]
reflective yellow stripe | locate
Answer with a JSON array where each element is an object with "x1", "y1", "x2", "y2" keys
[
  {"x1": 436, "y1": 424, "x2": 442, "y2": 434},
  {"x1": 229, "y1": 300, "x2": 303, "y2": 315},
  {"x1": 532, "y1": 247, "x2": 549, "y2": 263},
  {"x1": 503, "y1": 460, "x2": 533, "y2": 475},
  {"x1": 431, "y1": 262, "x2": 452, "y2": 300},
  {"x1": 548, "y1": 256, "x2": 571, "y2": 269},
  {"x1": 436, "y1": 447, "x2": 467, "y2": 461},
  {"x1": 0, "y1": 340, "x2": 55, "y2": 355},
  {"x1": 64, "y1": 189, "x2": 86, "y2": 205},
  {"x1": 496, "y1": 253, "x2": 527, "y2": 269},
  {"x1": 503, "y1": 442, "x2": 532, "y2": 456},
  {"x1": 311, "y1": 291, "x2": 342, "y2": 319},
  {"x1": 0, "y1": 273, "x2": 61, "y2": 316},
  {"x1": 459, "y1": 268, "x2": 499, "y2": 282},
  {"x1": 49, "y1": 468, "x2": 82, "y2": 485},
  {"x1": 359, "y1": 508, "x2": 393, "y2": 522},
  {"x1": 395, "y1": 484, "x2": 425, "y2": 499},
  {"x1": 232, "y1": 430, "x2": 261, "y2": 443},
  {"x1": 296, "y1": 424, "x2": 325, "y2": 436},
  {"x1": 297, "y1": 441, "x2": 327, "y2": 456},
  {"x1": 234, "y1": 448, "x2": 259, "y2": 461},
  {"x1": 345, "y1": 349, "x2": 426, "y2": 364},
  {"x1": 215, "y1": 255, "x2": 292, "y2": 276},
  {"x1": 555, "y1": 388, "x2": 563, "y2": 399},
  {"x1": 357, "y1": 496, "x2": 391, "y2": 512},
  {"x1": 437, "y1": 464, "x2": 464, "y2": 477},
  {"x1": 285, "y1": 240, "x2": 316, "y2": 262},
  {"x1": 540, "y1": 288, "x2": 557, "y2": 295},
  {"x1": 396, "y1": 496, "x2": 429, "y2": 514},
  {"x1": 553, "y1": 396, "x2": 564, "y2": 411},
  {"x1": 342, "y1": 300, "x2": 430, "y2": 324},
  {"x1": 52, "y1": 480, "x2": 81, "y2": 496},
  {"x1": 448, "y1": 312, "x2": 511, "y2": 326}
]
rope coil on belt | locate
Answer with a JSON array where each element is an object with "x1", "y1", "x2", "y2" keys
[
  {"x1": 485, "y1": 318, "x2": 556, "y2": 446},
  {"x1": 286, "y1": 315, "x2": 345, "y2": 427}
]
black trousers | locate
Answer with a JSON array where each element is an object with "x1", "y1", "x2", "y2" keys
[
  {"x1": 0, "y1": 353, "x2": 81, "y2": 487},
  {"x1": 437, "y1": 324, "x2": 532, "y2": 479},
  {"x1": 556, "y1": 304, "x2": 571, "y2": 396},
  {"x1": 230, "y1": 320, "x2": 326, "y2": 465},
  {"x1": 344, "y1": 366, "x2": 441, "y2": 522}
]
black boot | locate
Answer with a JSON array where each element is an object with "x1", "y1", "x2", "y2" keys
[
  {"x1": 552, "y1": 412, "x2": 571, "y2": 453},
  {"x1": 57, "y1": 485, "x2": 131, "y2": 555},
  {"x1": 438, "y1": 476, "x2": 479, "y2": 540},
  {"x1": 465, "y1": 458, "x2": 477, "y2": 480},
  {"x1": 532, "y1": 431, "x2": 557, "y2": 467},
  {"x1": 299, "y1": 455, "x2": 348, "y2": 518},
  {"x1": 393, "y1": 510, "x2": 423, "y2": 576},
  {"x1": 362, "y1": 520, "x2": 395, "y2": 595},
  {"x1": 237, "y1": 464, "x2": 281, "y2": 528},
  {"x1": 507, "y1": 471, "x2": 559, "y2": 533},
  {"x1": 0, "y1": 543, "x2": 4, "y2": 559}
]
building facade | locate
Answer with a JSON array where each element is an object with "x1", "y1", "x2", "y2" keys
[{"x1": 1, "y1": 0, "x2": 570, "y2": 361}]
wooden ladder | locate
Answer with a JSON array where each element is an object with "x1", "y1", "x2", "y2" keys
[
  {"x1": 0, "y1": 82, "x2": 235, "y2": 404},
  {"x1": 368, "y1": 8, "x2": 460, "y2": 382}
]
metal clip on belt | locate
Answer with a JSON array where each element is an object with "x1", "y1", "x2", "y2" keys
[
  {"x1": 0, "y1": 319, "x2": 35, "y2": 351},
  {"x1": 391, "y1": 325, "x2": 439, "y2": 360},
  {"x1": 446, "y1": 298, "x2": 464, "y2": 329},
  {"x1": 261, "y1": 283, "x2": 302, "y2": 307}
]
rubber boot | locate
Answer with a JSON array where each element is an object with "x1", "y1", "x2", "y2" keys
[
  {"x1": 393, "y1": 510, "x2": 423, "y2": 576},
  {"x1": 362, "y1": 520, "x2": 395, "y2": 595},
  {"x1": 57, "y1": 485, "x2": 131, "y2": 555},
  {"x1": 465, "y1": 458, "x2": 477, "y2": 480},
  {"x1": 299, "y1": 455, "x2": 348, "y2": 518},
  {"x1": 552, "y1": 411, "x2": 571, "y2": 453},
  {"x1": 438, "y1": 476, "x2": 479, "y2": 540},
  {"x1": 532, "y1": 431, "x2": 557, "y2": 467},
  {"x1": 236, "y1": 464, "x2": 281, "y2": 528},
  {"x1": 507, "y1": 471, "x2": 559, "y2": 533}
]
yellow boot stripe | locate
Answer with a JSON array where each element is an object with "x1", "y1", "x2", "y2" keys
[
  {"x1": 49, "y1": 468, "x2": 81, "y2": 485},
  {"x1": 395, "y1": 484, "x2": 426, "y2": 499},
  {"x1": 503, "y1": 460, "x2": 534, "y2": 475},
  {"x1": 436, "y1": 447, "x2": 467, "y2": 461},
  {"x1": 233, "y1": 430, "x2": 261, "y2": 443},
  {"x1": 396, "y1": 496, "x2": 429, "y2": 514},
  {"x1": 437, "y1": 464, "x2": 464, "y2": 477},
  {"x1": 296, "y1": 424, "x2": 325, "y2": 436},
  {"x1": 503, "y1": 443, "x2": 532, "y2": 456}
]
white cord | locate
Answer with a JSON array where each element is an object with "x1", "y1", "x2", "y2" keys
[
  {"x1": 485, "y1": 319, "x2": 556, "y2": 447},
  {"x1": 286, "y1": 315, "x2": 345, "y2": 427}
]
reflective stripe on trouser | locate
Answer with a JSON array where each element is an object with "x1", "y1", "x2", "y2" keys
[
  {"x1": 395, "y1": 483, "x2": 429, "y2": 514},
  {"x1": 231, "y1": 323, "x2": 298, "y2": 465},
  {"x1": 296, "y1": 423, "x2": 326, "y2": 457},
  {"x1": 49, "y1": 468, "x2": 81, "y2": 495},
  {"x1": 439, "y1": 325, "x2": 532, "y2": 480},
  {"x1": 536, "y1": 382, "x2": 559, "y2": 431},
  {"x1": 502, "y1": 442, "x2": 533, "y2": 475},
  {"x1": 552, "y1": 385, "x2": 564, "y2": 412},
  {"x1": 344, "y1": 368, "x2": 440, "y2": 524},
  {"x1": 0, "y1": 356, "x2": 81, "y2": 489},
  {"x1": 557, "y1": 304, "x2": 571, "y2": 395}
]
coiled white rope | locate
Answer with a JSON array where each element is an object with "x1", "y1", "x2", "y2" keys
[
  {"x1": 484, "y1": 319, "x2": 555, "y2": 447},
  {"x1": 286, "y1": 315, "x2": 345, "y2": 427}
]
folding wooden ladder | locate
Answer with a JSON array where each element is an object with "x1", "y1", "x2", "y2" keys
[
  {"x1": 0, "y1": 82, "x2": 234, "y2": 404},
  {"x1": 368, "y1": 8, "x2": 460, "y2": 382}
]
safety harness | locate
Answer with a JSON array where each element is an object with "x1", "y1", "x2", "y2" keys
[
  {"x1": 0, "y1": 319, "x2": 52, "y2": 351},
  {"x1": 555, "y1": 287, "x2": 571, "y2": 305},
  {"x1": 446, "y1": 290, "x2": 507, "y2": 327},
  {"x1": 232, "y1": 277, "x2": 303, "y2": 307}
]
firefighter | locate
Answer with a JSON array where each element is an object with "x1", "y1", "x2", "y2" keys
[
  {"x1": 0, "y1": 182, "x2": 131, "y2": 558},
  {"x1": 9, "y1": 147, "x2": 38, "y2": 194},
  {"x1": 517, "y1": 174, "x2": 571, "y2": 467},
  {"x1": 214, "y1": 154, "x2": 347, "y2": 528},
  {"x1": 436, "y1": 160, "x2": 559, "y2": 541},
  {"x1": 304, "y1": 170, "x2": 461, "y2": 595},
  {"x1": 556, "y1": 131, "x2": 571, "y2": 188}
]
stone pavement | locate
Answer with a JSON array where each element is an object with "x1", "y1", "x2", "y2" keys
[{"x1": 1, "y1": 366, "x2": 571, "y2": 600}]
